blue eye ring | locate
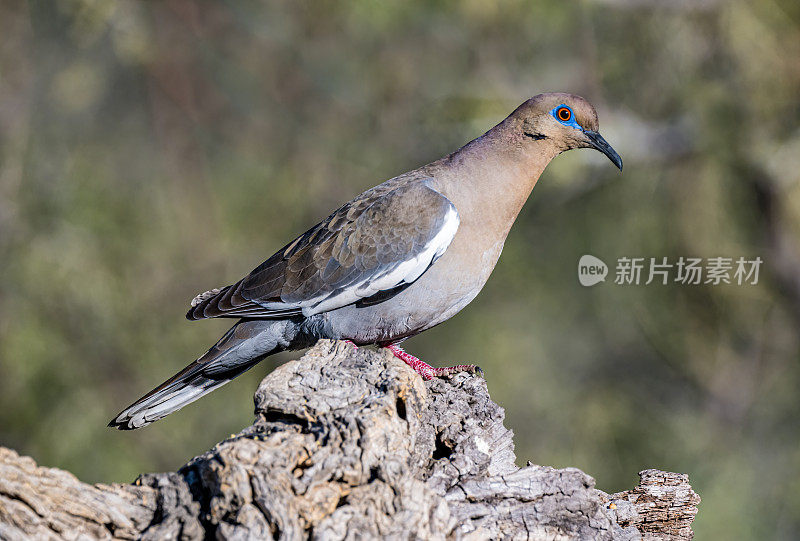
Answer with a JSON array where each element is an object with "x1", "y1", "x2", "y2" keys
[{"x1": 551, "y1": 104, "x2": 582, "y2": 130}]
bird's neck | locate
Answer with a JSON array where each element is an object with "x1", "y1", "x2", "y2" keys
[{"x1": 429, "y1": 122, "x2": 560, "y2": 237}]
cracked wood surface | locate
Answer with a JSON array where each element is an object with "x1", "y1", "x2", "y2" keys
[{"x1": 0, "y1": 340, "x2": 700, "y2": 540}]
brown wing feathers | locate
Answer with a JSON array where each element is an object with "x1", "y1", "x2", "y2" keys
[{"x1": 186, "y1": 181, "x2": 458, "y2": 321}]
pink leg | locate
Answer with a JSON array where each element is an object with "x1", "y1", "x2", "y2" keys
[
  {"x1": 343, "y1": 340, "x2": 358, "y2": 349},
  {"x1": 385, "y1": 345, "x2": 482, "y2": 381}
]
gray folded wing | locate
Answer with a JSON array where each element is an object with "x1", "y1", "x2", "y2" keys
[{"x1": 187, "y1": 181, "x2": 459, "y2": 320}]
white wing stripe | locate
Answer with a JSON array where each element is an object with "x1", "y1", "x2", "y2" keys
[{"x1": 302, "y1": 205, "x2": 460, "y2": 316}]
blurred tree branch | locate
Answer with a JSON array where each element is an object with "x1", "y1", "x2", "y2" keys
[{"x1": 749, "y1": 164, "x2": 800, "y2": 325}]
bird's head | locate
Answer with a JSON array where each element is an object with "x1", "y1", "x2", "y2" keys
[{"x1": 512, "y1": 93, "x2": 623, "y2": 171}]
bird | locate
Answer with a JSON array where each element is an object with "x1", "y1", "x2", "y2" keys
[{"x1": 109, "y1": 92, "x2": 622, "y2": 429}]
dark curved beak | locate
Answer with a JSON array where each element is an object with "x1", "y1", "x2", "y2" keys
[{"x1": 584, "y1": 130, "x2": 623, "y2": 171}]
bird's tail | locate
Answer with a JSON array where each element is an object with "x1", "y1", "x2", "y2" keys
[{"x1": 109, "y1": 319, "x2": 295, "y2": 430}]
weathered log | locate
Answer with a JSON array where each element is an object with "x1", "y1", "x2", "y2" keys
[{"x1": 0, "y1": 340, "x2": 699, "y2": 540}]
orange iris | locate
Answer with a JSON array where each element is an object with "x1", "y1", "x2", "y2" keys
[{"x1": 557, "y1": 107, "x2": 571, "y2": 122}]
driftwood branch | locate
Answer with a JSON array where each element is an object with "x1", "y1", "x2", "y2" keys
[{"x1": 0, "y1": 340, "x2": 700, "y2": 540}]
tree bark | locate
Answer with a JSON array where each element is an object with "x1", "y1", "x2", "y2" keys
[{"x1": 0, "y1": 340, "x2": 700, "y2": 540}]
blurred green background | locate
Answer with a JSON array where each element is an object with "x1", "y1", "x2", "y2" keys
[{"x1": 1, "y1": 1, "x2": 799, "y2": 538}]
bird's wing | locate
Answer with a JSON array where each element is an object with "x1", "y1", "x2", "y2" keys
[{"x1": 187, "y1": 181, "x2": 459, "y2": 320}]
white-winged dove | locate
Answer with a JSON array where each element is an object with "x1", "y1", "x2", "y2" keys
[{"x1": 110, "y1": 93, "x2": 622, "y2": 429}]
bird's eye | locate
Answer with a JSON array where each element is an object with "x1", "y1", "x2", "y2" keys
[{"x1": 557, "y1": 107, "x2": 572, "y2": 122}]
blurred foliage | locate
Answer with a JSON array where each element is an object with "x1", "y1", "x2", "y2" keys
[{"x1": 1, "y1": 1, "x2": 799, "y2": 538}]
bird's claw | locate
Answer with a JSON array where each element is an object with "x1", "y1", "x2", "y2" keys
[{"x1": 385, "y1": 345, "x2": 484, "y2": 380}]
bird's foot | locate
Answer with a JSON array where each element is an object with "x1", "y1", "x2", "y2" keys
[
  {"x1": 343, "y1": 340, "x2": 359, "y2": 350},
  {"x1": 385, "y1": 345, "x2": 483, "y2": 380}
]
